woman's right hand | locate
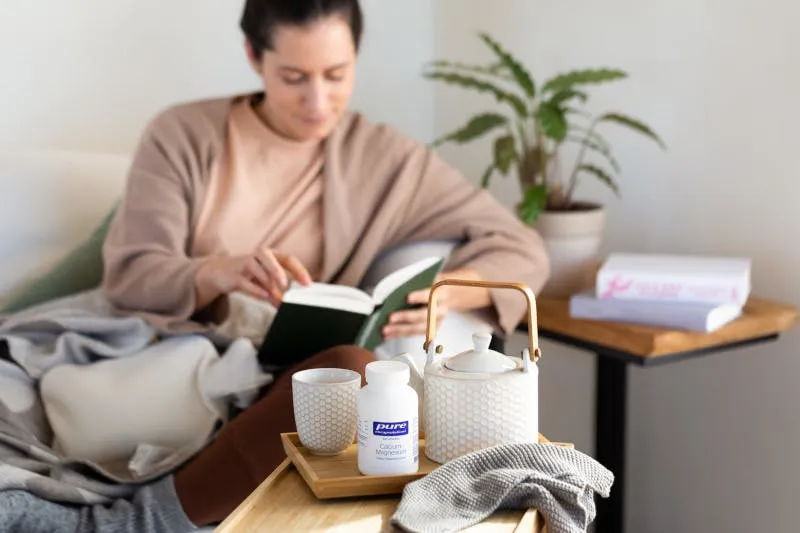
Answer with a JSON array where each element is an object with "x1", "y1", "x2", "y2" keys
[{"x1": 195, "y1": 249, "x2": 313, "y2": 309}]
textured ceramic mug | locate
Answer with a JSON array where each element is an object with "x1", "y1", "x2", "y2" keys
[{"x1": 292, "y1": 368, "x2": 361, "y2": 455}]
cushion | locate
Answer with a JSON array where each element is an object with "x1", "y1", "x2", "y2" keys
[
  {"x1": 39, "y1": 335, "x2": 272, "y2": 470},
  {"x1": 40, "y1": 336, "x2": 220, "y2": 465},
  {"x1": 0, "y1": 206, "x2": 116, "y2": 314}
]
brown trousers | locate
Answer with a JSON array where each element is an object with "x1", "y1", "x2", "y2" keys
[{"x1": 173, "y1": 345, "x2": 376, "y2": 526}]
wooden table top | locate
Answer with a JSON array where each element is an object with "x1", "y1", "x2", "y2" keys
[
  {"x1": 214, "y1": 459, "x2": 546, "y2": 533},
  {"x1": 530, "y1": 296, "x2": 798, "y2": 360}
]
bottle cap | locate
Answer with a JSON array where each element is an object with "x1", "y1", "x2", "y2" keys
[{"x1": 365, "y1": 360, "x2": 410, "y2": 387}]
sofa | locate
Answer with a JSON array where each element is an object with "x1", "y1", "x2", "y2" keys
[{"x1": 0, "y1": 148, "x2": 495, "y2": 527}]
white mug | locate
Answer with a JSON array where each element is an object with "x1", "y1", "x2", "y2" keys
[{"x1": 292, "y1": 368, "x2": 361, "y2": 455}]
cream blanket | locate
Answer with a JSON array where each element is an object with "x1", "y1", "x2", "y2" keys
[{"x1": 0, "y1": 289, "x2": 272, "y2": 505}]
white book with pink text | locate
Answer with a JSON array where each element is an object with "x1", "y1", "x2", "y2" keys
[
  {"x1": 570, "y1": 291, "x2": 742, "y2": 332},
  {"x1": 596, "y1": 253, "x2": 751, "y2": 306}
]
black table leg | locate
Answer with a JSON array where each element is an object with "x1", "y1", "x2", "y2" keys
[{"x1": 594, "y1": 355, "x2": 628, "y2": 533}]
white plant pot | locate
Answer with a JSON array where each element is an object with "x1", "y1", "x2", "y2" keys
[{"x1": 533, "y1": 204, "x2": 606, "y2": 298}]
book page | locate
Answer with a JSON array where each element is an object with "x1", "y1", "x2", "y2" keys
[
  {"x1": 371, "y1": 256, "x2": 444, "y2": 304},
  {"x1": 282, "y1": 282, "x2": 374, "y2": 315},
  {"x1": 355, "y1": 256, "x2": 445, "y2": 350}
]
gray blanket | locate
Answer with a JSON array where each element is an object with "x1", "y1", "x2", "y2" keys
[
  {"x1": 391, "y1": 442, "x2": 614, "y2": 533},
  {"x1": 0, "y1": 289, "x2": 270, "y2": 506}
]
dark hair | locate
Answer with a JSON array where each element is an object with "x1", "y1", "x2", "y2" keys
[{"x1": 240, "y1": 0, "x2": 363, "y2": 59}]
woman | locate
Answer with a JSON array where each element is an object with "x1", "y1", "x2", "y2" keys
[{"x1": 98, "y1": 0, "x2": 550, "y2": 528}]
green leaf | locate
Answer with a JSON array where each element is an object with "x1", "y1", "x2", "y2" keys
[
  {"x1": 480, "y1": 163, "x2": 496, "y2": 188},
  {"x1": 569, "y1": 126, "x2": 611, "y2": 151},
  {"x1": 486, "y1": 62, "x2": 511, "y2": 76},
  {"x1": 478, "y1": 33, "x2": 536, "y2": 98},
  {"x1": 549, "y1": 89, "x2": 588, "y2": 107},
  {"x1": 565, "y1": 107, "x2": 592, "y2": 118},
  {"x1": 424, "y1": 71, "x2": 528, "y2": 117},
  {"x1": 578, "y1": 164, "x2": 620, "y2": 196},
  {"x1": 537, "y1": 102, "x2": 568, "y2": 142},
  {"x1": 431, "y1": 113, "x2": 508, "y2": 147},
  {"x1": 493, "y1": 135, "x2": 518, "y2": 176},
  {"x1": 427, "y1": 60, "x2": 511, "y2": 80},
  {"x1": 518, "y1": 185, "x2": 548, "y2": 224},
  {"x1": 597, "y1": 112, "x2": 666, "y2": 149},
  {"x1": 542, "y1": 68, "x2": 627, "y2": 94},
  {"x1": 567, "y1": 135, "x2": 621, "y2": 173}
]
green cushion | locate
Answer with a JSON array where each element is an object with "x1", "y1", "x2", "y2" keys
[{"x1": 1, "y1": 207, "x2": 117, "y2": 313}]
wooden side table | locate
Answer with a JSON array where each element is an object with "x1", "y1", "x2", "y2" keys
[
  {"x1": 520, "y1": 296, "x2": 798, "y2": 533},
  {"x1": 215, "y1": 459, "x2": 548, "y2": 532}
]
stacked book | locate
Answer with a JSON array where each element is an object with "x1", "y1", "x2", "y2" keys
[{"x1": 569, "y1": 253, "x2": 752, "y2": 332}]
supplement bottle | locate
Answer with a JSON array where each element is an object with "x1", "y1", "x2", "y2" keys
[{"x1": 357, "y1": 360, "x2": 419, "y2": 476}]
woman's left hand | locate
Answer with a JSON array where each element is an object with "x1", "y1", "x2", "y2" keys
[{"x1": 382, "y1": 268, "x2": 491, "y2": 339}]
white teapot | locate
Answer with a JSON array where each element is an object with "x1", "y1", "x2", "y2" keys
[{"x1": 392, "y1": 280, "x2": 541, "y2": 464}]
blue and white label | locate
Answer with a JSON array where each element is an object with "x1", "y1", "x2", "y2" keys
[
  {"x1": 357, "y1": 416, "x2": 418, "y2": 472},
  {"x1": 373, "y1": 421, "x2": 409, "y2": 437}
]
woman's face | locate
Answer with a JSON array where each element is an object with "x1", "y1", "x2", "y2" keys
[{"x1": 247, "y1": 16, "x2": 357, "y2": 142}]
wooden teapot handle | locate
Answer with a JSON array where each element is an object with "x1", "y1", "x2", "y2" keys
[{"x1": 423, "y1": 279, "x2": 541, "y2": 362}]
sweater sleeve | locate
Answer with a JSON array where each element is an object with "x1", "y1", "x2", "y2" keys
[
  {"x1": 391, "y1": 139, "x2": 551, "y2": 336},
  {"x1": 101, "y1": 110, "x2": 208, "y2": 324}
]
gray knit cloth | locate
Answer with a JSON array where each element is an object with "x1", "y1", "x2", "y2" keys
[
  {"x1": 391, "y1": 442, "x2": 614, "y2": 533},
  {"x1": 0, "y1": 476, "x2": 198, "y2": 533}
]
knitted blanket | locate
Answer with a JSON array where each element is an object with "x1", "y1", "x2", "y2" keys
[
  {"x1": 0, "y1": 289, "x2": 272, "y2": 506},
  {"x1": 391, "y1": 442, "x2": 614, "y2": 533}
]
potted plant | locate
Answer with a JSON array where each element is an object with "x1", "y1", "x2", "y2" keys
[{"x1": 425, "y1": 32, "x2": 665, "y2": 296}]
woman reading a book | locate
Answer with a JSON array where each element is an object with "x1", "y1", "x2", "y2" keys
[{"x1": 97, "y1": 0, "x2": 550, "y2": 527}]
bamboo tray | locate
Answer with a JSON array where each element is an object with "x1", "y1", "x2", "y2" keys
[{"x1": 281, "y1": 432, "x2": 565, "y2": 500}]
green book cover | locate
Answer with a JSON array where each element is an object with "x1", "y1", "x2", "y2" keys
[{"x1": 257, "y1": 256, "x2": 444, "y2": 368}]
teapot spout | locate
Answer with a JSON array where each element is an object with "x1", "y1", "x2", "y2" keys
[{"x1": 390, "y1": 352, "x2": 424, "y2": 393}]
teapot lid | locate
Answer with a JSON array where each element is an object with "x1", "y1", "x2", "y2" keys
[{"x1": 444, "y1": 332, "x2": 517, "y2": 374}]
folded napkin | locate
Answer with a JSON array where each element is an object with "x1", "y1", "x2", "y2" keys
[{"x1": 391, "y1": 442, "x2": 614, "y2": 533}]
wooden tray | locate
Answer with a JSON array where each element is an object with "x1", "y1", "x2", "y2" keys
[
  {"x1": 281, "y1": 432, "x2": 565, "y2": 500},
  {"x1": 215, "y1": 457, "x2": 547, "y2": 532}
]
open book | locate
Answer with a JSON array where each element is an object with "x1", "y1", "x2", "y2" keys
[{"x1": 257, "y1": 256, "x2": 445, "y2": 368}]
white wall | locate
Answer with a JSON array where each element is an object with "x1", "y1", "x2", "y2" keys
[
  {"x1": 0, "y1": 0, "x2": 435, "y2": 153},
  {"x1": 434, "y1": 1, "x2": 800, "y2": 532}
]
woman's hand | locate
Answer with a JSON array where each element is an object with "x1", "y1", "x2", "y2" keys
[
  {"x1": 382, "y1": 268, "x2": 492, "y2": 339},
  {"x1": 195, "y1": 249, "x2": 313, "y2": 310},
  {"x1": 382, "y1": 285, "x2": 450, "y2": 339}
]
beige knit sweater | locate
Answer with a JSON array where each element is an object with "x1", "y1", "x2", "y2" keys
[{"x1": 101, "y1": 93, "x2": 550, "y2": 335}]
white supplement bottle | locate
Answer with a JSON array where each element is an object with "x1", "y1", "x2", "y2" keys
[{"x1": 357, "y1": 360, "x2": 419, "y2": 476}]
